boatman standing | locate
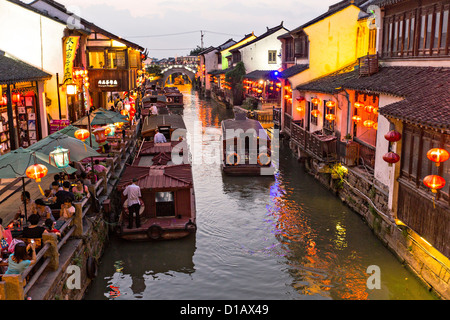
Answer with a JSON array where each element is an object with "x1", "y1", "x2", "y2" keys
[{"x1": 123, "y1": 178, "x2": 141, "y2": 229}]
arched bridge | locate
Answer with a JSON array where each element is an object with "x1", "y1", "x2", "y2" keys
[{"x1": 161, "y1": 65, "x2": 197, "y2": 84}]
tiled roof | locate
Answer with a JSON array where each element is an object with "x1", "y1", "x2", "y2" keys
[
  {"x1": 0, "y1": 53, "x2": 52, "y2": 84},
  {"x1": 230, "y1": 23, "x2": 287, "y2": 52},
  {"x1": 279, "y1": 64, "x2": 309, "y2": 79},
  {"x1": 117, "y1": 164, "x2": 193, "y2": 190},
  {"x1": 244, "y1": 70, "x2": 272, "y2": 80},
  {"x1": 296, "y1": 65, "x2": 450, "y2": 130}
]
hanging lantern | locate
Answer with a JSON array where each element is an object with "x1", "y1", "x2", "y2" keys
[
  {"x1": 74, "y1": 129, "x2": 90, "y2": 142},
  {"x1": 311, "y1": 110, "x2": 321, "y2": 118},
  {"x1": 373, "y1": 107, "x2": 379, "y2": 115},
  {"x1": 354, "y1": 102, "x2": 364, "y2": 109},
  {"x1": 296, "y1": 96, "x2": 305, "y2": 102},
  {"x1": 93, "y1": 127, "x2": 107, "y2": 144},
  {"x1": 373, "y1": 123, "x2": 378, "y2": 130},
  {"x1": 104, "y1": 126, "x2": 112, "y2": 136},
  {"x1": 383, "y1": 152, "x2": 400, "y2": 164},
  {"x1": 423, "y1": 175, "x2": 446, "y2": 193},
  {"x1": 106, "y1": 124, "x2": 116, "y2": 136},
  {"x1": 427, "y1": 148, "x2": 450, "y2": 167},
  {"x1": 49, "y1": 146, "x2": 70, "y2": 169},
  {"x1": 311, "y1": 98, "x2": 320, "y2": 106},
  {"x1": 66, "y1": 83, "x2": 77, "y2": 95},
  {"x1": 296, "y1": 106, "x2": 304, "y2": 112},
  {"x1": 26, "y1": 164, "x2": 48, "y2": 183},
  {"x1": 0, "y1": 96, "x2": 6, "y2": 106},
  {"x1": 364, "y1": 105, "x2": 375, "y2": 113},
  {"x1": 384, "y1": 130, "x2": 402, "y2": 142},
  {"x1": 363, "y1": 120, "x2": 375, "y2": 128},
  {"x1": 325, "y1": 114, "x2": 336, "y2": 121},
  {"x1": 423, "y1": 174, "x2": 446, "y2": 208},
  {"x1": 352, "y1": 115, "x2": 361, "y2": 123},
  {"x1": 326, "y1": 101, "x2": 336, "y2": 108},
  {"x1": 12, "y1": 93, "x2": 21, "y2": 103}
]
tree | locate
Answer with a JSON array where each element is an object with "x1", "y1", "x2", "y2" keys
[
  {"x1": 225, "y1": 62, "x2": 246, "y2": 105},
  {"x1": 189, "y1": 46, "x2": 205, "y2": 56},
  {"x1": 146, "y1": 65, "x2": 163, "y2": 77}
]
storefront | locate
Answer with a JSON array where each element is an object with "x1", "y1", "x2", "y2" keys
[{"x1": 0, "y1": 53, "x2": 51, "y2": 153}]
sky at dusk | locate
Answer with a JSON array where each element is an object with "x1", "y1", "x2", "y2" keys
[{"x1": 52, "y1": 0, "x2": 340, "y2": 59}]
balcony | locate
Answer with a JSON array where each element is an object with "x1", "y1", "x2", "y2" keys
[{"x1": 290, "y1": 121, "x2": 337, "y2": 162}]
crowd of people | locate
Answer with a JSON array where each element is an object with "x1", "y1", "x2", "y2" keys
[{"x1": 0, "y1": 164, "x2": 106, "y2": 275}]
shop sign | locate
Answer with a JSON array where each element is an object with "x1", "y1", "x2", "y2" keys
[
  {"x1": 63, "y1": 36, "x2": 80, "y2": 84},
  {"x1": 98, "y1": 79, "x2": 119, "y2": 88}
]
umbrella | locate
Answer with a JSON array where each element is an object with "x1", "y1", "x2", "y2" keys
[
  {"x1": 0, "y1": 148, "x2": 77, "y2": 223},
  {"x1": 72, "y1": 109, "x2": 128, "y2": 127},
  {"x1": 90, "y1": 111, "x2": 128, "y2": 126},
  {"x1": 56, "y1": 124, "x2": 100, "y2": 149},
  {"x1": 28, "y1": 131, "x2": 100, "y2": 161}
]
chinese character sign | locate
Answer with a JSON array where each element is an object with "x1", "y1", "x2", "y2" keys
[{"x1": 63, "y1": 36, "x2": 80, "y2": 84}]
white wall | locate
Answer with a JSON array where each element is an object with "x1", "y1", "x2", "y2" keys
[
  {"x1": 204, "y1": 50, "x2": 218, "y2": 90},
  {"x1": 240, "y1": 28, "x2": 287, "y2": 73},
  {"x1": 0, "y1": 0, "x2": 67, "y2": 121},
  {"x1": 373, "y1": 94, "x2": 404, "y2": 210}
]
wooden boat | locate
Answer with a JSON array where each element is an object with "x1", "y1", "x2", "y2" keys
[
  {"x1": 163, "y1": 87, "x2": 184, "y2": 114},
  {"x1": 115, "y1": 163, "x2": 196, "y2": 241},
  {"x1": 141, "y1": 114, "x2": 186, "y2": 141},
  {"x1": 115, "y1": 124, "x2": 195, "y2": 240},
  {"x1": 221, "y1": 113, "x2": 274, "y2": 176}
]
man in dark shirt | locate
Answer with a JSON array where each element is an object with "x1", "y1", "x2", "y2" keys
[
  {"x1": 21, "y1": 214, "x2": 45, "y2": 238},
  {"x1": 50, "y1": 181, "x2": 75, "y2": 210}
]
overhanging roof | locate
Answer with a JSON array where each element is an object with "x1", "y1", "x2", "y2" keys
[{"x1": 0, "y1": 52, "x2": 52, "y2": 85}]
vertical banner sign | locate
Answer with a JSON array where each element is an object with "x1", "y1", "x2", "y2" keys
[{"x1": 63, "y1": 36, "x2": 80, "y2": 84}]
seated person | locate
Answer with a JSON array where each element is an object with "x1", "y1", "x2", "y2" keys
[
  {"x1": 48, "y1": 174, "x2": 62, "y2": 190},
  {"x1": 33, "y1": 198, "x2": 55, "y2": 222},
  {"x1": 154, "y1": 129, "x2": 167, "y2": 143},
  {"x1": 55, "y1": 199, "x2": 75, "y2": 230},
  {"x1": 49, "y1": 181, "x2": 75, "y2": 209},
  {"x1": 79, "y1": 172, "x2": 92, "y2": 187},
  {"x1": 4, "y1": 242, "x2": 36, "y2": 275},
  {"x1": 72, "y1": 179, "x2": 90, "y2": 200},
  {"x1": 21, "y1": 214, "x2": 46, "y2": 239},
  {"x1": 48, "y1": 181, "x2": 63, "y2": 199},
  {"x1": 15, "y1": 191, "x2": 36, "y2": 222},
  {"x1": 43, "y1": 218, "x2": 61, "y2": 239},
  {"x1": 93, "y1": 160, "x2": 107, "y2": 173}
]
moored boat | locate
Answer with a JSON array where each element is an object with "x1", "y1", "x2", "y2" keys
[{"x1": 221, "y1": 113, "x2": 274, "y2": 176}]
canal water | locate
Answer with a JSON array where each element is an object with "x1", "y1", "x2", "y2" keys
[{"x1": 84, "y1": 85, "x2": 436, "y2": 300}]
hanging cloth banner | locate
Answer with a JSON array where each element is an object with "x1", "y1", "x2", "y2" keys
[{"x1": 63, "y1": 36, "x2": 80, "y2": 84}]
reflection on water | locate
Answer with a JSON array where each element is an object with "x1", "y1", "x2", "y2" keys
[{"x1": 84, "y1": 85, "x2": 437, "y2": 300}]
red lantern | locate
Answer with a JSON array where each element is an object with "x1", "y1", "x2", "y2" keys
[
  {"x1": 354, "y1": 102, "x2": 364, "y2": 109},
  {"x1": 311, "y1": 98, "x2": 320, "y2": 106},
  {"x1": 93, "y1": 127, "x2": 107, "y2": 144},
  {"x1": 0, "y1": 96, "x2": 6, "y2": 106},
  {"x1": 311, "y1": 109, "x2": 321, "y2": 118},
  {"x1": 363, "y1": 120, "x2": 374, "y2": 128},
  {"x1": 74, "y1": 129, "x2": 90, "y2": 142},
  {"x1": 427, "y1": 148, "x2": 449, "y2": 167},
  {"x1": 384, "y1": 130, "x2": 402, "y2": 142},
  {"x1": 325, "y1": 114, "x2": 336, "y2": 121},
  {"x1": 364, "y1": 105, "x2": 375, "y2": 113},
  {"x1": 26, "y1": 164, "x2": 48, "y2": 183},
  {"x1": 296, "y1": 96, "x2": 305, "y2": 102},
  {"x1": 352, "y1": 115, "x2": 361, "y2": 123},
  {"x1": 12, "y1": 93, "x2": 20, "y2": 103},
  {"x1": 423, "y1": 175, "x2": 446, "y2": 193},
  {"x1": 326, "y1": 101, "x2": 336, "y2": 108},
  {"x1": 383, "y1": 152, "x2": 400, "y2": 164}
]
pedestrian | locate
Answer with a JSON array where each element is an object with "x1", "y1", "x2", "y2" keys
[{"x1": 123, "y1": 178, "x2": 141, "y2": 229}]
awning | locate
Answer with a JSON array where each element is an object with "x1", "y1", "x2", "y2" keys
[{"x1": 0, "y1": 52, "x2": 52, "y2": 85}]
